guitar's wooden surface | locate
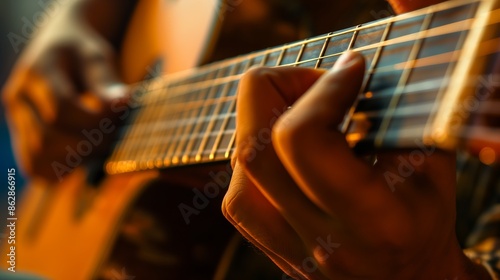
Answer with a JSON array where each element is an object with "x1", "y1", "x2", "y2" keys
[{"x1": 10, "y1": 169, "x2": 158, "y2": 279}]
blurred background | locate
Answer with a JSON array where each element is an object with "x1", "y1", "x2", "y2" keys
[{"x1": 0, "y1": 1, "x2": 43, "y2": 234}]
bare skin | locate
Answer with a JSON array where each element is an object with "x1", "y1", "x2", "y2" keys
[
  {"x1": 2, "y1": 0, "x2": 498, "y2": 278},
  {"x1": 222, "y1": 0, "x2": 497, "y2": 279}
]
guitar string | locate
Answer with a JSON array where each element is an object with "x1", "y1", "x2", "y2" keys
[
  {"x1": 129, "y1": 30, "x2": 500, "y2": 125},
  {"x1": 191, "y1": 65, "x2": 239, "y2": 163},
  {"x1": 375, "y1": 9, "x2": 435, "y2": 146},
  {"x1": 116, "y1": 90, "x2": 500, "y2": 153},
  {"x1": 138, "y1": 10, "x2": 497, "y2": 106},
  {"x1": 107, "y1": 0, "x2": 491, "y2": 172},
  {"x1": 144, "y1": 0, "x2": 482, "y2": 94}
]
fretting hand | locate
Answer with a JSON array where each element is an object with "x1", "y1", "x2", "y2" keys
[{"x1": 223, "y1": 52, "x2": 491, "y2": 279}]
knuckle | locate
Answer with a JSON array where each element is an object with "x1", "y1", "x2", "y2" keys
[
  {"x1": 239, "y1": 66, "x2": 272, "y2": 90},
  {"x1": 235, "y1": 141, "x2": 257, "y2": 170},
  {"x1": 221, "y1": 189, "x2": 243, "y2": 221},
  {"x1": 272, "y1": 112, "x2": 305, "y2": 153}
]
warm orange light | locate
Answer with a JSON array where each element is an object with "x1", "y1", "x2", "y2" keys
[{"x1": 479, "y1": 147, "x2": 496, "y2": 165}]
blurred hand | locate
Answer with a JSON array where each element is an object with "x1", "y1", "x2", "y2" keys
[
  {"x1": 2, "y1": 9, "x2": 128, "y2": 181},
  {"x1": 223, "y1": 52, "x2": 490, "y2": 279}
]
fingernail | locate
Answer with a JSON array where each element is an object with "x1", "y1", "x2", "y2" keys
[{"x1": 332, "y1": 51, "x2": 361, "y2": 71}]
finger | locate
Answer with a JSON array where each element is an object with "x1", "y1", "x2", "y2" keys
[
  {"x1": 273, "y1": 52, "x2": 393, "y2": 215},
  {"x1": 236, "y1": 66, "x2": 331, "y2": 229},
  {"x1": 223, "y1": 163, "x2": 318, "y2": 279}
]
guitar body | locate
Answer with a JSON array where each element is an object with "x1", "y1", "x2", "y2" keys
[{"x1": 9, "y1": 169, "x2": 157, "y2": 279}]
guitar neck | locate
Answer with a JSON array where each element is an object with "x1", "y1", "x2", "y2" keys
[{"x1": 106, "y1": 0, "x2": 499, "y2": 174}]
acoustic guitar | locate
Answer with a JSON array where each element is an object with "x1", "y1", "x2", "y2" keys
[{"x1": 2, "y1": 0, "x2": 500, "y2": 279}]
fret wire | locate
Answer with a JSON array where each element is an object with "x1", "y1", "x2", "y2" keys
[
  {"x1": 106, "y1": 0, "x2": 487, "y2": 173},
  {"x1": 128, "y1": 90, "x2": 441, "y2": 148},
  {"x1": 348, "y1": 25, "x2": 361, "y2": 50},
  {"x1": 156, "y1": 88, "x2": 212, "y2": 166},
  {"x1": 122, "y1": 21, "x2": 481, "y2": 154},
  {"x1": 153, "y1": 14, "x2": 486, "y2": 102},
  {"x1": 261, "y1": 52, "x2": 270, "y2": 66},
  {"x1": 160, "y1": 97, "x2": 195, "y2": 165},
  {"x1": 137, "y1": 85, "x2": 171, "y2": 169},
  {"x1": 209, "y1": 60, "x2": 251, "y2": 159},
  {"x1": 315, "y1": 36, "x2": 331, "y2": 69},
  {"x1": 276, "y1": 47, "x2": 286, "y2": 66},
  {"x1": 422, "y1": 8, "x2": 475, "y2": 143},
  {"x1": 194, "y1": 66, "x2": 238, "y2": 162},
  {"x1": 140, "y1": 77, "x2": 178, "y2": 168},
  {"x1": 114, "y1": 0, "x2": 485, "y2": 106},
  {"x1": 123, "y1": 129, "x2": 236, "y2": 150},
  {"x1": 127, "y1": 100, "x2": 433, "y2": 148},
  {"x1": 294, "y1": 43, "x2": 306, "y2": 66},
  {"x1": 352, "y1": 101, "x2": 438, "y2": 119},
  {"x1": 223, "y1": 59, "x2": 256, "y2": 159},
  {"x1": 132, "y1": 11, "x2": 493, "y2": 106},
  {"x1": 144, "y1": 95, "x2": 236, "y2": 116},
  {"x1": 159, "y1": 87, "x2": 204, "y2": 165},
  {"x1": 209, "y1": 83, "x2": 236, "y2": 159},
  {"x1": 121, "y1": 112, "x2": 236, "y2": 136},
  {"x1": 120, "y1": 70, "x2": 447, "y2": 136},
  {"x1": 341, "y1": 21, "x2": 393, "y2": 133},
  {"x1": 180, "y1": 70, "x2": 224, "y2": 163},
  {"x1": 152, "y1": 84, "x2": 204, "y2": 166},
  {"x1": 119, "y1": 73, "x2": 452, "y2": 140},
  {"x1": 176, "y1": 64, "x2": 237, "y2": 162},
  {"x1": 106, "y1": 86, "x2": 148, "y2": 165},
  {"x1": 375, "y1": 8, "x2": 435, "y2": 147},
  {"x1": 116, "y1": 80, "x2": 155, "y2": 166},
  {"x1": 209, "y1": 93, "x2": 237, "y2": 159},
  {"x1": 153, "y1": 82, "x2": 195, "y2": 167},
  {"x1": 150, "y1": 89, "x2": 179, "y2": 168},
  {"x1": 135, "y1": 85, "x2": 179, "y2": 169},
  {"x1": 171, "y1": 89, "x2": 213, "y2": 164}
]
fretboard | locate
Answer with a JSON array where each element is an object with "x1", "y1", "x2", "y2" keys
[{"x1": 106, "y1": 0, "x2": 499, "y2": 174}]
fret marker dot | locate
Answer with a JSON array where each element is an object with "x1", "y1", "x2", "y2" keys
[{"x1": 365, "y1": 92, "x2": 373, "y2": 99}]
